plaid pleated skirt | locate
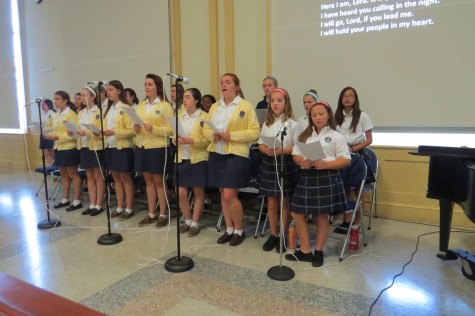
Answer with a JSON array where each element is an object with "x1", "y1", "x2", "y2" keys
[
  {"x1": 258, "y1": 155, "x2": 298, "y2": 197},
  {"x1": 291, "y1": 168, "x2": 347, "y2": 215}
]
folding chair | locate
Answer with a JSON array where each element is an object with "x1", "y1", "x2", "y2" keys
[
  {"x1": 363, "y1": 148, "x2": 379, "y2": 230},
  {"x1": 35, "y1": 165, "x2": 59, "y2": 198},
  {"x1": 337, "y1": 153, "x2": 368, "y2": 261}
]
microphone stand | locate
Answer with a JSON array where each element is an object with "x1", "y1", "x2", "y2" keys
[
  {"x1": 267, "y1": 127, "x2": 295, "y2": 281},
  {"x1": 165, "y1": 76, "x2": 194, "y2": 272},
  {"x1": 37, "y1": 99, "x2": 62, "y2": 229},
  {"x1": 96, "y1": 82, "x2": 123, "y2": 245}
]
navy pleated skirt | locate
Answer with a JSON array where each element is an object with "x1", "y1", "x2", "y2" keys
[
  {"x1": 208, "y1": 152, "x2": 250, "y2": 189},
  {"x1": 54, "y1": 149, "x2": 79, "y2": 167},
  {"x1": 105, "y1": 148, "x2": 134, "y2": 172}
]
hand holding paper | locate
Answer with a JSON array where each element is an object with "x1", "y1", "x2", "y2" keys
[
  {"x1": 81, "y1": 123, "x2": 101, "y2": 134},
  {"x1": 62, "y1": 121, "x2": 80, "y2": 139},
  {"x1": 122, "y1": 106, "x2": 144, "y2": 126},
  {"x1": 296, "y1": 140, "x2": 326, "y2": 161},
  {"x1": 203, "y1": 120, "x2": 220, "y2": 133},
  {"x1": 167, "y1": 116, "x2": 186, "y2": 136},
  {"x1": 260, "y1": 135, "x2": 282, "y2": 149}
]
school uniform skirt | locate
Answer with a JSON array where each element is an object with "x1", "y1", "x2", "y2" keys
[
  {"x1": 134, "y1": 147, "x2": 169, "y2": 174},
  {"x1": 208, "y1": 152, "x2": 250, "y2": 189},
  {"x1": 39, "y1": 138, "x2": 54, "y2": 150},
  {"x1": 173, "y1": 160, "x2": 208, "y2": 188},
  {"x1": 80, "y1": 148, "x2": 103, "y2": 169},
  {"x1": 105, "y1": 148, "x2": 134, "y2": 172},
  {"x1": 53, "y1": 148, "x2": 79, "y2": 167},
  {"x1": 258, "y1": 155, "x2": 298, "y2": 197},
  {"x1": 291, "y1": 168, "x2": 347, "y2": 215}
]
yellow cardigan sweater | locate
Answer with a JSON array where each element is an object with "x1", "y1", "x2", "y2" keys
[
  {"x1": 106, "y1": 103, "x2": 136, "y2": 150},
  {"x1": 203, "y1": 99, "x2": 260, "y2": 158},
  {"x1": 176, "y1": 110, "x2": 210, "y2": 164},
  {"x1": 52, "y1": 107, "x2": 78, "y2": 151},
  {"x1": 78, "y1": 107, "x2": 106, "y2": 151},
  {"x1": 134, "y1": 100, "x2": 174, "y2": 148}
]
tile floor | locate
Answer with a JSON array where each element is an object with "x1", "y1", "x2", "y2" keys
[{"x1": 0, "y1": 167, "x2": 474, "y2": 315}]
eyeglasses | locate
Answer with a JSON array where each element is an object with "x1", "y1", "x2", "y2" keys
[{"x1": 343, "y1": 94, "x2": 355, "y2": 99}]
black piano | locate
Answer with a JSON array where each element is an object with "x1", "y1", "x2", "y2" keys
[{"x1": 414, "y1": 145, "x2": 475, "y2": 280}]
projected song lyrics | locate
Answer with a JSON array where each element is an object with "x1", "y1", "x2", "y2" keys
[{"x1": 320, "y1": 0, "x2": 441, "y2": 36}]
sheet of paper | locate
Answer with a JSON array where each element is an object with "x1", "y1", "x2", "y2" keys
[
  {"x1": 62, "y1": 121, "x2": 80, "y2": 139},
  {"x1": 296, "y1": 140, "x2": 326, "y2": 161},
  {"x1": 203, "y1": 120, "x2": 220, "y2": 133},
  {"x1": 260, "y1": 135, "x2": 282, "y2": 149},
  {"x1": 81, "y1": 123, "x2": 101, "y2": 134},
  {"x1": 166, "y1": 117, "x2": 186, "y2": 136},
  {"x1": 122, "y1": 106, "x2": 144, "y2": 126},
  {"x1": 29, "y1": 121, "x2": 50, "y2": 136},
  {"x1": 256, "y1": 109, "x2": 267, "y2": 125}
]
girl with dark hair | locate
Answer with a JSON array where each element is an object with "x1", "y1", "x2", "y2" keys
[
  {"x1": 334, "y1": 86, "x2": 374, "y2": 232},
  {"x1": 285, "y1": 101, "x2": 350, "y2": 267},
  {"x1": 103, "y1": 80, "x2": 136, "y2": 220},
  {"x1": 257, "y1": 88, "x2": 298, "y2": 252},
  {"x1": 203, "y1": 73, "x2": 260, "y2": 246},
  {"x1": 73, "y1": 86, "x2": 105, "y2": 216},
  {"x1": 39, "y1": 98, "x2": 56, "y2": 165},
  {"x1": 201, "y1": 94, "x2": 216, "y2": 113},
  {"x1": 175, "y1": 88, "x2": 210, "y2": 237},
  {"x1": 45, "y1": 91, "x2": 83, "y2": 211},
  {"x1": 124, "y1": 88, "x2": 139, "y2": 110},
  {"x1": 170, "y1": 83, "x2": 184, "y2": 113},
  {"x1": 135, "y1": 74, "x2": 174, "y2": 227}
]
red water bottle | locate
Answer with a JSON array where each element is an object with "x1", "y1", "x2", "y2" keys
[{"x1": 349, "y1": 225, "x2": 359, "y2": 250}]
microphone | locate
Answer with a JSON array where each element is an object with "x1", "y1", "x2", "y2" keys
[
  {"x1": 166, "y1": 73, "x2": 190, "y2": 84},
  {"x1": 276, "y1": 121, "x2": 290, "y2": 137},
  {"x1": 87, "y1": 81, "x2": 108, "y2": 85},
  {"x1": 25, "y1": 97, "x2": 44, "y2": 106}
]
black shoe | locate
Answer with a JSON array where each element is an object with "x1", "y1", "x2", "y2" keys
[
  {"x1": 66, "y1": 203, "x2": 83, "y2": 212},
  {"x1": 81, "y1": 208, "x2": 93, "y2": 215},
  {"x1": 285, "y1": 250, "x2": 313, "y2": 262},
  {"x1": 312, "y1": 250, "x2": 324, "y2": 267},
  {"x1": 262, "y1": 235, "x2": 279, "y2": 251},
  {"x1": 334, "y1": 221, "x2": 350, "y2": 235},
  {"x1": 90, "y1": 207, "x2": 103, "y2": 216},
  {"x1": 54, "y1": 201, "x2": 70, "y2": 209},
  {"x1": 275, "y1": 236, "x2": 287, "y2": 253},
  {"x1": 229, "y1": 232, "x2": 246, "y2": 246},
  {"x1": 217, "y1": 232, "x2": 233, "y2": 244}
]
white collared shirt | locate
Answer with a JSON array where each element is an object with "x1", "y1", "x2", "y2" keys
[
  {"x1": 106, "y1": 101, "x2": 123, "y2": 148},
  {"x1": 258, "y1": 115, "x2": 297, "y2": 149},
  {"x1": 297, "y1": 114, "x2": 309, "y2": 136},
  {"x1": 55, "y1": 106, "x2": 70, "y2": 128},
  {"x1": 336, "y1": 110, "x2": 373, "y2": 146},
  {"x1": 79, "y1": 106, "x2": 99, "y2": 148},
  {"x1": 213, "y1": 96, "x2": 241, "y2": 154},
  {"x1": 145, "y1": 97, "x2": 160, "y2": 114},
  {"x1": 292, "y1": 126, "x2": 350, "y2": 162},
  {"x1": 180, "y1": 109, "x2": 202, "y2": 159}
]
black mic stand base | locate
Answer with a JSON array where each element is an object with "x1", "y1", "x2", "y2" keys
[
  {"x1": 97, "y1": 232, "x2": 123, "y2": 245},
  {"x1": 37, "y1": 219, "x2": 61, "y2": 229},
  {"x1": 267, "y1": 265, "x2": 295, "y2": 281},
  {"x1": 165, "y1": 255, "x2": 194, "y2": 273}
]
